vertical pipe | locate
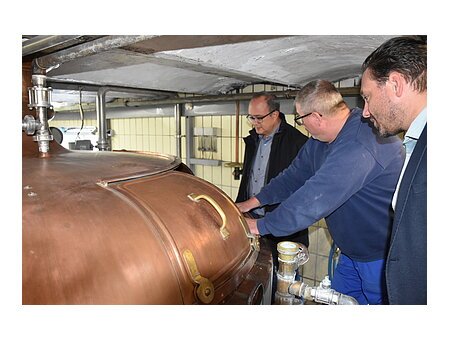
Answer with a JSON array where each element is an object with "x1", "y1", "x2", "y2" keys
[
  {"x1": 175, "y1": 104, "x2": 182, "y2": 158},
  {"x1": 95, "y1": 88, "x2": 110, "y2": 151},
  {"x1": 234, "y1": 100, "x2": 240, "y2": 163},
  {"x1": 275, "y1": 241, "x2": 302, "y2": 305},
  {"x1": 185, "y1": 116, "x2": 193, "y2": 170}
]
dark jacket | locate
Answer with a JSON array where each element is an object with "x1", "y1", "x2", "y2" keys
[
  {"x1": 386, "y1": 125, "x2": 427, "y2": 304},
  {"x1": 236, "y1": 115, "x2": 309, "y2": 247}
]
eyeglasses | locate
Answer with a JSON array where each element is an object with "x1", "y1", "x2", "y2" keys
[
  {"x1": 246, "y1": 109, "x2": 277, "y2": 123},
  {"x1": 294, "y1": 111, "x2": 322, "y2": 125}
]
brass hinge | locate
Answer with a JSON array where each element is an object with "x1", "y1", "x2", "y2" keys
[{"x1": 183, "y1": 249, "x2": 215, "y2": 304}]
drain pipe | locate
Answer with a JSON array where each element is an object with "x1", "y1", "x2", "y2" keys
[{"x1": 275, "y1": 241, "x2": 358, "y2": 305}]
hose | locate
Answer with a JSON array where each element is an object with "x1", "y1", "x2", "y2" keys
[{"x1": 327, "y1": 241, "x2": 340, "y2": 281}]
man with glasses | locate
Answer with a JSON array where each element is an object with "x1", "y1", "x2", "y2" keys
[
  {"x1": 237, "y1": 80, "x2": 404, "y2": 304},
  {"x1": 236, "y1": 93, "x2": 309, "y2": 300}
]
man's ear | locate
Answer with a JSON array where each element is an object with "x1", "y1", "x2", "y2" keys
[
  {"x1": 312, "y1": 111, "x2": 323, "y2": 126},
  {"x1": 388, "y1": 71, "x2": 407, "y2": 98}
]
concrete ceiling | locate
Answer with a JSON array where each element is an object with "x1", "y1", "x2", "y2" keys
[{"x1": 23, "y1": 35, "x2": 397, "y2": 105}]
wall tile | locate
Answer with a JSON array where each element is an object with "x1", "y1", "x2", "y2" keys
[
  {"x1": 231, "y1": 187, "x2": 239, "y2": 201},
  {"x1": 221, "y1": 165, "x2": 232, "y2": 187},
  {"x1": 316, "y1": 255, "x2": 329, "y2": 282},
  {"x1": 155, "y1": 118, "x2": 163, "y2": 136},
  {"x1": 317, "y1": 226, "x2": 333, "y2": 257},
  {"x1": 136, "y1": 135, "x2": 143, "y2": 151},
  {"x1": 308, "y1": 226, "x2": 319, "y2": 254},
  {"x1": 137, "y1": 118, "x2": 144, "y2": 135},
  {"x1": 221, "y1": 116, "x2": 231, "y2": 137},
  {"x1": 143, "y1": 136, "x2": 150, "y2": 151},
  {"x1": 149, "y1": 118, "x2": 156, "y2": 135},
  {"x1": 142, "y1": 117, "x2": 149, "y2": 135},
  {"x1": 162, "y1": 136, "x2": 170, "y2": 154},
  {"x1": 169, "y1": 117, "x2": 175, "y2": 136},
  {"x1": 203, "y1": 115, "x2": 212, "y2": 129},
  {"x1": 170, "y1": 136, "x2": 176, "y2": 156},
  {"x1": 203, "y1": 165, "x2": 212, "y2": 183},
  {"x1": 224, "y1": 137, "x2": 233, "y2": 162},
  {"x1": 212, "y1": 116, "x2": 221, "y2": 134},
  {"x1": 123, "y1": 135, "x2": 130, "y2": 150},
  {"x1": 212, "y1": 166, "x2": 222, "y2": 186},
  {"x1": 130, "y1": 134, "x2": 137, "y2": 150},
  {"x1": 162, "y1": 117, "x2": 171, "y2": 135},
  {"x1": 302, "y1": 254, "x2": 316, "y2": 282},
  {"x1": 149, "y1": 135, "x2": 156, "y2": 151},
  {"x1": 195, "y1": 164, "x2": 203, "y2": 178},
  {"x1": 117, "y1": 118, "x2": 124, "y2": 134},
  {"x1": 303, "y1": 277, "x2": 315, "y2": 287},
  {"x1": 181, "y1": 117, "x2": 186, "y2": 135}
]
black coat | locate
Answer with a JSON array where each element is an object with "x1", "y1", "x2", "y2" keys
[
  {"x1": 386, "y1": 125, "x2": 427, "y2": 304},
  {"x1": 236, "y1": 117, "x2": 310, "y2": 248}
]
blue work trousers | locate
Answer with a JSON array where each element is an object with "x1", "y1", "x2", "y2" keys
[{"x1": 331, "y1": 253, "x2": 387, "y2": 305}]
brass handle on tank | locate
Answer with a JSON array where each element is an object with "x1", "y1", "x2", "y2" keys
[{"x1": 188, "y1": 193, "x2": 230, "y2": 240}]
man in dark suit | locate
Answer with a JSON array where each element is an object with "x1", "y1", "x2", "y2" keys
[{"x1": 360, "y1": 36, "x2": 427, "y2": 304}]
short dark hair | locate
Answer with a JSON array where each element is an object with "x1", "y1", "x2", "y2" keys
[
  {"x1": 295, "y1": 80, "x2": 346, "y2": 116},
  {"x1": 251, "y1": 92, "x2": 280, "y2": 112},
  {"x1": 362, "y1": 36, "x2": 427, "y2": 93}
]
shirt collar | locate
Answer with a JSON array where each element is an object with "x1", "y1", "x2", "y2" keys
[{"x1": 405, "y1": 107, "x2": 427, "y2": 140}]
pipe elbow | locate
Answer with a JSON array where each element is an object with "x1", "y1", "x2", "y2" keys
[{"x1": 337, "y1": 294, "x2": 359, "y2": 305}]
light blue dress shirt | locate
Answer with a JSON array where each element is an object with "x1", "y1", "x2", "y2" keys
[
  {"x1": 249, "y1": 124, "x2": 280, "y2": 216},
  {"x1": 392, "y1": 107, "x2": 427, "y2": 210}
]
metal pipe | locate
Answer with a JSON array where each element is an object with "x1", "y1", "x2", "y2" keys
[
  {"x1": 175, "y1": 104, "x2": 182, "y2": 158},
  {"x1": 274, "y1": 241, "x2": 357, "y2": 305},
  {"x1": 287, "y1": 275, "x2": 359, "y2": 305},
  {"x1": 22, "y1": 35, "x2": 85, "y2": 56},
  {"x1": 96, "y1": 88, "x2": 110, "y2": 151},
  {"x1": 25, "y1": 74, "x2": 54, "y2": 154},
  {"x1": 234, "y1": 100, "x2": 240, "y2": 163},
  {"x1": 274, "y1": 241, "x2": 309, "y2": 305},
  {"x1": 46, "y1": 77, "x2": 175, "y2": 98},
  {"x1": 305, "y1": 276, "x2": 359, "y2": 305},
  {"x1": 122, "y1": 87, "x2": 361, "y2": 106},
  {"x1": 33, "y1": 35, "x2": 156, "y2": 74},
  {"x1": 96, "y1": 85, "x2": 173, "y2": 151},
  {"x1": 52, "y1": 87, "x2": 362, "y2": 114}
]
